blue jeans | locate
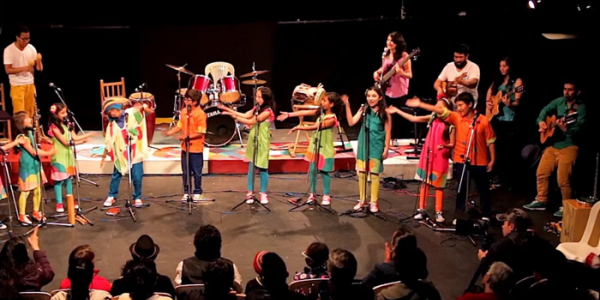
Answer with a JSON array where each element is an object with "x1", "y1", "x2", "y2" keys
[
  {"x1": 182, "y1": 151, "x2": 203, "y2": 194},
  {"x1": 109, "y1": 162, "x2": 143, "y2": 199}
]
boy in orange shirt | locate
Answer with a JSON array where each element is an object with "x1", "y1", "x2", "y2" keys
[
  {"x1": 165, "y1": 89, "x2": 207, "y2": 202},
  {"x1": 406, "y1": 92, "x2": 496, "y2": 221}
]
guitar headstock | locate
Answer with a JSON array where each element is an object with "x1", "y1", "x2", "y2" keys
[{"x1": 409, "y1": 48, "x2": 420, "y2": 60}]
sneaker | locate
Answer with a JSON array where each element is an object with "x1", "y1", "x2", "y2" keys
[
  {"x1": 181, "y1": 194, "x2": 190, "y2": 203},
  {"x1": 452, "y1": 219, "x2": 457, "y2": 226},
  {"x1": 31, "y1": 211, "x2": 46, "y2": 222},
  {"x1": 553, "y1": 206, "x2": 563, "y2": 218},
  {"x1": 192, "y1": 194, "x2": 202, "y2": 202},
  {"x1": 134, "y1": 199, "x2": 143, "y2": 208},
  {"x1": 414, "y1": 209, "x2": 424, "y2": 220},
  {"x1": 246, "y1": 192, "x2": 254, "y2": 204},
  {"x1": 56, "y1": 203, "x2": 64, "y2": 213},
  {"x1": 321, "y1": 195, "x2": 330, "y2": 206},
  {"x1": 104, "y1": 196, "x2": 115, "y2": 207},
  {"x1": 354, "y1": 201, "x2": 366, "y2": 210},
  {"x1": 19, "y1": 214, "x2": 32, "y2": 226},
  {"x1": 435, "y1": 211, "x2": 445, "y2": 223},
  {"x1": 260, "y1": 193, "x2": 269, "y2": 204},
  {"x1": 523, "y1": 200, "x2": 546, "y2": 211},
  {"x1": 0, "y1": 222, "x2": 6, "y2": 230},
  {"x1": 74, "y1": 199, "x2": 79, "y2": 210},
  {"x1": 307, "y1": 194, "x2": 316, "y2": 204},
  {"x1": 370, "y1": 202, "x2": 379, "y2": 213}
]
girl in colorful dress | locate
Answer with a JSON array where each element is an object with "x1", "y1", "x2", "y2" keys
[
  {"x1": 277, "y1": 92, "x2": 342, "y2": 205},
  {"x1": 0, "y1": 139, "x2": 26, "y2": 229},
  {"x1": 386, "y1": 97, "x2": 455, "y2": 223},
  {"x1": 341, "y1": 86, "x2": 391, "y2": 213},
  {"x1": 47, "y1": 103, "x2": 96, "y2": 213},
  {"x1": 219, "y1": 87, "x2": 275, "y2": 204},
  {"x1": 12, "y1": 111, "x2": 56, "y2": 225}
]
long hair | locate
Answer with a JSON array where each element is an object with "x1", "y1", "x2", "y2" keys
[
  {"x1": 490, "y1": 56, "x2": 519, "y2": 94},
  {"x1": 0, "y1": 237, "x2": 34, "y2": 294},
  {"x1": 257, "y1": 86, "x2": 275, "y2": 114},
  {"x1": 48, "y1": 102, "x2": 67, "y2": 134},
  {"x1": 365, "y1": 86, "x2": 389, "y2": 125},
  {"x1": 326, "y1": 92, "x2": 344, "y2": 117},
  {"x1": 438, "y1": 99, "x2": 453, "y2": 142},
  {"x1": 67, "y1": 245, "x2": 95, "y2": 300},
  {"x1": 389, "y1": 32, "x2": 407, "y2": 61},
  {"x1": 125, "y1": 259, "x2": 158, "y2": 300},
  {"x1": 12, "y1": 111, "x2": 29, "y2": 135}
]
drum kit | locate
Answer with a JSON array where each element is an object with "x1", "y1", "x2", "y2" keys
[{"x1": 166, "y1": 63, "x2": 269, "y2": 147}]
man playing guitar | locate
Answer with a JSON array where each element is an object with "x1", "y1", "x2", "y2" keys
[
  {"x1": 523, "y1": 81, "x2": 586, "y2": 218},
  {"x1": 373, "y1": 31, "x2": 412, "y2": 141},
  {"x1": 434, "y1": 43, "x2": 480, "y2": 108},
  {"x1": 3, "y1": 25, "x2": 43, "y2": 117}
]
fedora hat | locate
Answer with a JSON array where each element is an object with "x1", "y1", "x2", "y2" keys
[{"x1": 129, "y1": 234, "x2": 160, "y2": 260}]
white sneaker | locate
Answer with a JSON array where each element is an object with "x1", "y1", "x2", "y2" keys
[
  {"x1": 0, "y1": 222, "x2": 6, "y2": 230},
  {"x1": 414, "y1": 209, "x2": 424, "y2": 220},
  {"x1": 246, "y1": 192, "x2": 254, "y2": 204},
  {"x1": 192, "y1": 194, "x2": 202, "y2": 202},
  {"x1": 181, "y1": 194, "x2": 189, "y2": 203},
  {"x1": 103, "y1": 196, "x2": 115, "y2": 207},
  {"x1": 435, "y1": 212, "x2": 445, "y2": 223},
  {"x1": 321, "y1": 195, "x2": 331, "y2": 206},
  {"x1": 452, "y1": 219, "x2": 457, "y2": 226},
  {"x1": 134, "y1": 199, "x2": 143, "y2": 208},
  {"x1": 259, "y1": 193, "x2": 269, "y2": 204}
]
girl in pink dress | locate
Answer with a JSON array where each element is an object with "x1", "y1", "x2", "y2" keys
[{"x1": 386, "y1": 97, "x2": 455, "y2": 223}]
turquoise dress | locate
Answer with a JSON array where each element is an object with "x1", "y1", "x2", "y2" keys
[
  {"x1": 17, "y1": 132, "x2": 47, "y2": 191},
  {"x1": 356, "y1": 109, "x2": 386, "y2": 174},
  {"x1": 497, "y1": 82, "x2": 517, "y2": 122}
]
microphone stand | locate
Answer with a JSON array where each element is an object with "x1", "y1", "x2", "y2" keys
[
  {"x1": 231, "y1": 105, "x2": 270, "y2": 212},
  {"x1": 340, "y1": 105, "x2": 385, "y2": 219},
  {"x1": 0, "y1": 147, "x2": 19, "y2": 237},
  {"x1": 458, "y1": 114, "x2": 479, "y2": 214},
  {"x1": 124, "y1": 113, "x2": 137, "y2": 221},
  {"x1": 51, "y1": 85, "x2": 98, "y2": 187},
  {"x1": 290, "y1": 108, "x2": 334, "y2": 214},
  {"x1": 25, "y1": 109, "x2": 74, "y2": 236}
]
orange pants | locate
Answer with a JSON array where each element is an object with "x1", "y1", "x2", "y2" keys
[
  {"x1": 10, "y1": 83, "x2": 36, "y2": 117},
  {"x1": 536, "y1": 146, "x2": 578, "y2": 202},
  {"x1": 419, "y1": 184, "x2": 444, "y2": 212}
]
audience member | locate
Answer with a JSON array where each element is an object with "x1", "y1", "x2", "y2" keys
[
  {"x1": 245, "y1": 252, "x2": 306, "y2": 300},
  {"x1": 59, "y1": 245, "x2": 111, "y2": 292},
  {"x1": 113, "y1": 259, "x2": 172, "y2": 300},
  {"x1": 204, "y1": 258, "x2": 238, "y2": 300},
  {"x1": 362, "y1": 227, "x2": 417, "y2": 287},
  {"x1": 245, "y1": 250, "x2": 268, "y2": 294},
  {"x1": 294, "y1": 242, "x2": 330, "y2": 281},
  {"x1": 457, "y1": 261, "x2": 513, "y2": 300}
]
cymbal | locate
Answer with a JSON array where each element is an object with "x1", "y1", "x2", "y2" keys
[
  {"x1": 239, "y1": 70, "x2": 270, "y2": 78},
  {"x1": 165, "y1": 64, "x2": 195, "y2": 75},
  {"x1": 242, "y1": 79, "x2": 267, "y2": 85}
]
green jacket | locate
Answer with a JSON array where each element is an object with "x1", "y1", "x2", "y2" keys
[{"x1": 536, "y1": 96, "x2": 586, "y2": 149}]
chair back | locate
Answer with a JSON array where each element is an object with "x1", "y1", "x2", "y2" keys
[
  {"x1": 205, "y1": 62, "x2": 234, "y2": 84},
  {"x1": 100, "y1": 77, "x2": 126, "y2": 105},
  {"x1": 289, "y1": 278, "x2": 328, "y2": 296},
  {"x1": 509, "y1": 275, "x2": 537, "y2": 299},
  {"x1": 18, "y1": 291, "x2": 52, "y2": 300},
  {"x1": 373, "y1": 280, "x2": 403, "y2": 294},
  {"x1": 175, "y1": 283, "x2": 205, "y2": 300},
  {"x1": 0, "y1": 83, "x2": 12, "y2": 142},
  {"x1": 580, "y1": 200, "x2": 600, "y2": 248}
]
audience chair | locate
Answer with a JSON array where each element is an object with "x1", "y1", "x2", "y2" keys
[
  {"x1": 18, "y1": 291, "x2": 52, "y2": 300},
  {"x1": 373, "y1": 281, "x2": 403, "y2": 295},
  {"x1": 175, "y1": 283, "x2": 205, "y2": 300},
  {"x1": 508, "y1": 275, "x2": 537, "y2": 299},
  {"x1": 289, "y1": 278, "x2": 329, "y2": 296},
  {"x1": 0, "y1": 83, "x2": 12, "y2": 142},
  {"x1": 556, "y1": 201, "x2": 600, "y2": 262}
]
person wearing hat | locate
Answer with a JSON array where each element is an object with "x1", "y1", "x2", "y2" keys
[
  {"x1": 165, "y1": 88, "x2": 207, "y2": 202},
  {"x1": 101, "y1": 97, "x2": 150, "y2": 208},
  {"x1": 477, "y1": 208, "x2": 543, "y2": 282},
  {"x1": 110, "y1": 235, "x2": 175, "y2": 298}
]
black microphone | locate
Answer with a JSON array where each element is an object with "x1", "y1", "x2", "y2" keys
[
  {"x1": 255, "y1": 104, "x2": 260, "y2": 116},
  {"x1": 49, "y1": 82, "x2": 61, "y2": 91},
  {"x1": 471, "y1": 112, "x2": 480, "y2": 128},
  {"x1": 187, "y1": 105, "x2": 192, "y2": 112},
  {"x1": 24, "y1": 126, "x2": 34, "y2": 131}
]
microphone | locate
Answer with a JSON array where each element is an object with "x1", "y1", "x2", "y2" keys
[
  {"x1": 49, "y1": 82, "x2": 61, "y2": 91},
  {"x1": 24, "y1": 126, "x2": 34, "y2": 131},
  {"x1": 187, "y1": 105, "x2": 192, "y2": 112},
  {"x1": 471, "y1": 112, "x2": 480, "y2": 128},
  {"x1": 255, "y1": 104, "x2": 260, "y2": 116}
]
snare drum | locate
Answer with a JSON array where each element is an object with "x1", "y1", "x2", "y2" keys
[
  {"x1": 188, "y1": 75, "x2": 212, "y2": 106},
  {"x1": 129, "y1": 92, "x2": 156, "y2": 144},
  {"x1": 219, "y1": 75, "x2": 241, "y2": 104}
]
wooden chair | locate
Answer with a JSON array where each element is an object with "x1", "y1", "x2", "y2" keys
[
  {"x1": 0, "y1": 83, "x2": 12, "y2": 142},
  {"x1": 99, "y1": 77, "x2": 126, "y2": 134}
]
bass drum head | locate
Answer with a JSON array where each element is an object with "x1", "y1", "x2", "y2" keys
[{"x1": 204, "y1": 106, "x2": 236, "y2": 147}]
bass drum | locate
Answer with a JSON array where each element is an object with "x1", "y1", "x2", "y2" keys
[{"x1": 204, "y1": 106, "x2": 236, "y2": 147}]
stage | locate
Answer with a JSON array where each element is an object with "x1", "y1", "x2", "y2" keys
[{"x1": 24, "y1": 124, "x2": 452, "y2": 180}]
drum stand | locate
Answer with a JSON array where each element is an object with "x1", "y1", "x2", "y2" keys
[
  {"x1": 0, "y1": 148, "x2": 19, "y2": 238},
  {"x1": 51, "y1": 86, "x2": 99, "y2": 187},
  {"x1": 290, "y1": 109, "x2": 334, "y2": 214},
  {"x1": 231, "y1": 109, "x2": 270, "y2": 212}
]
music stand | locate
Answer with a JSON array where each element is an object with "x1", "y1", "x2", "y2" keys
[
  {"x1": 289, "y1": 108, "x2": 334, "y2": 214},
  {"x1": 340, "y1": 106, "x2": 385, "y2": 220},
  {"x1": 231, "y1": 107, "x2": 270, "y2": 212},
  {"x1": 0, "y1": 147, "x2": 19, "y2": 237}
]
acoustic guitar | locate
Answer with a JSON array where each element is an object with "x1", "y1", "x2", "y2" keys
[
  {"x1": 377, "y1": 48, "x2": 420, "y2": 93},
  {"x1": 540, "y1": 109, "x2": 578, "y2": 144},
  {"x1": 485, "y1": 85, "x2": 525, "y2": 120},
  {"x1": 441, "y1": 72, "x2": 468, "y2": 97}
]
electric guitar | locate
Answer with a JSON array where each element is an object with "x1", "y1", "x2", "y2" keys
[
  {"x1": 377, "y1": 48, "x2": 420, "y2": 93},
  {"x1": 540, "y1": 109, "x2": 578, "y2": 145},
  {"x1": 485, "y1": 85, "x2": 525, "y2": 120}
]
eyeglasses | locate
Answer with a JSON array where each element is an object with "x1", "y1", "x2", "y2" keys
[
  {"x1": 18, "y1": 37, "x2": 30, "y2": 41},
  {"x1": 301, "y1": 251, "x2": 312, "y2": 260}
]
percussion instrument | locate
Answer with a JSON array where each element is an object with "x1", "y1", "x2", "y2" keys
[
  {"x1": 242, "y1": 79, "x2": 266, "y2": 85},
  {"x1": 292, "y1": 83, "x2": 324, "y2": 108},
  {"x1": 188, "y1": 74, "x2": 213, "y2": 106},
  {"x1": 129, "y1": 92, "x2": 157, "y2": 144},
  {"x1": 165, "y1": 63, "x2": 195, "y2": 76},
  {"x1": 204, "y1": 106, "x2": 236, "y2": 147},
  {"x1": 239, "y1": 69, "x2": 270, "y2": 78},
  {"x1": 219, "y1": 75, "x2": 242, "y2": 104}
]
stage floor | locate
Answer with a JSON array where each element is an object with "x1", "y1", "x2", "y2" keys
[{"x1": 73, "y1": 124, "x2": 452, "y2": 180}]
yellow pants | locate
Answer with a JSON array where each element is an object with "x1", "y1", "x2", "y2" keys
[
  {"x1": 10, "y1": 83, "x2": 36, "y2": 117},
  {"x1": 536, "y1": 146, "x2": 578, "y2": 202}
]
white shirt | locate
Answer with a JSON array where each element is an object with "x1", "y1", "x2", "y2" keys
[
  {"x1": 438, "y1": 60, "x2": 480, "y2": 107},
  {"x1": 3, "y1": 43, "x2": 37, "y2": 86}
]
